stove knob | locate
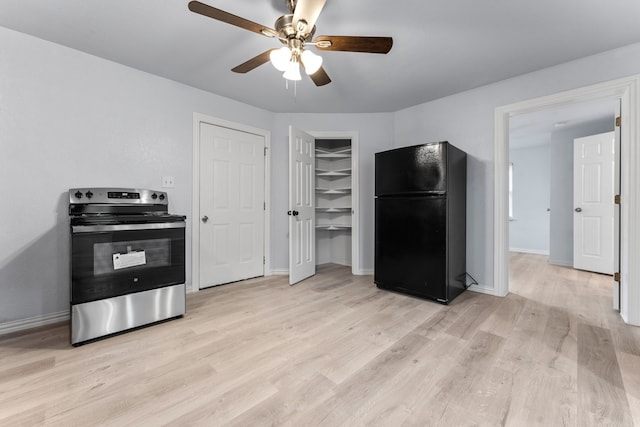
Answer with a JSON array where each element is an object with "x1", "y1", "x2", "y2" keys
[
  {"x1": 151, "y1": 193, "x2": 158, "y2": 200},
  {"x1": 85, "y1": 191, "x2": 93, "y2": 199},
  {"x1": 74, "y1": 191, "x2": 83, "y2": 199},
  {"x1": 159, "y1": 194, "x2": 166, "y2": 200}
]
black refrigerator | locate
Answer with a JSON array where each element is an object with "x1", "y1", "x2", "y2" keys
[{"x1": 374, "y1": 141, "x2": 467, "y2": 304}]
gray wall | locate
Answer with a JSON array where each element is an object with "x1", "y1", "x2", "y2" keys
[
  {"x1": 548, "y1": 118, "x2": 615, "y2": 266},
  {"x1": 509, "y1": 143, "x2": 551, "y2": 253},
  {"x1": 393, "y1": 43, "x2": 640, "y2": 291},
  {"x1": 0, "y1": 26, "x2": 274, "y2": 324},
  {"x1": 2, "y1": 20, "x2": 640, "y2": 325}
]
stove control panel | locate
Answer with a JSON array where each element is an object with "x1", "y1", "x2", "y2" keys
[{"x1": 69, "y1": 188, "x2": 168, "y2": 205}]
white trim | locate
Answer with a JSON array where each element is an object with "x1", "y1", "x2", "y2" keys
[
  {"x1": 270, "y1": 269, "x2": 289, "y2": 276},
  {"x1": 308, "y1": 131, "x2": 360, "y2": 276},
  {"x1": 467, "y1": 285, "x2": 496, "y2": 296},
  {"x1": 0, "y1": 311, "x2": 68, "y2": 336},
  {"x1": 495, "y1": 74, "x2": 640, "y2": 325},
  {"x1": 192, "y1": 113, "x2": 271, "y2": 292},
  {"x1": 357, "y1": 268, "x2": 374, "y2": 275},
  {"x1": 509, "y1": 248, "x2": 550, "y2": 256}
]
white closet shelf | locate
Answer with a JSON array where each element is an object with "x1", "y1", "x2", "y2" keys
[
  {"x1": 315, "y1": 168, "x2": 352, "y2": 176},
  {"x1": 316, "y1": 224, "x2": 352, "y2": 231},
  {"x1": 315, "y1": 188, "x2": 352, "y2": 194},
  {"x1": 316, "y1": 207, "x2": 351, "y2": 212},
  {"x1": 316, "y1": 153, "x2": 351, "y2": 158},
  {"x1": 315, "y1": 147, "x2": 351, "y2": 154}
]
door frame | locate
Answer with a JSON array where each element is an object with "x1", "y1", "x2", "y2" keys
[
  {"x1": 308, "y1": 131, "x2": 361, "y2": 275},
  {"x1": 191, "y1": 113, "x2": 271, "y2": 292},
  {"x1": 494, "y1": 74, "x2": 640, "y2": 325}
]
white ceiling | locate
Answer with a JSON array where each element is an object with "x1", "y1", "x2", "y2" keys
[
  {"x1": 509, "y1": 98, "x2": 618, "y2": 148},
  {"x1": 2, "y1": 0, "x2": 640, "y2": 113}
]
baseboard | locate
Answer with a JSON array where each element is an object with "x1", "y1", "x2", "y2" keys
[
  {"x1": 269, "y1": 269, "x2": 289, "y2": 276},
  {"x1": 510, "y1": 248, "x2": 550, "y2": 256},
  {"x1": 548, "y1": 258, "x2": 573, "y2": 267},
  {"x1": 269, "y1": 268, "x2": 373, "y2": 276},
  {"x1": 0, "y1": 310, "x2": 69, "y2": 336},
  {"x1": 467, "y1": 284, "x2": 498, "y2": 296}
]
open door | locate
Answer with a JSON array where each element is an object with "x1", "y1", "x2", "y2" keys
[
  {"x1": 289, "y1": 126, "x2": 316, "y2": 284},
  {"x1": 573, "y1": 131, "x2": 615, "y2": 275},
  {"x1": 613, "y1": 102, "x2": 621, "y2": 310}
]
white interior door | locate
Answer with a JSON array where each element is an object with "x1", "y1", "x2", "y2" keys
[
  {"x1": 573, "y1": 131, "x2": 615, "y2": 275},
  {"x1": 199, "y1": 122, "x2": 265, "y2": 288},
  {"x1": 289, "y1": 126, "x2": 315, "y2": 285}
]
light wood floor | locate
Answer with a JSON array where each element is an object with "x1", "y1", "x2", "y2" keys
[{"x1": 1, "y1": 255, "x2": 639, "y2": 426}]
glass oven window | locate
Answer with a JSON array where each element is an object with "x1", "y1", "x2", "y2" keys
[
  {"x1": 71, "y1": 226, "x2": 185, "y2": 304},
  {"x1": 93, "y1": 238, "x2": 171, "y2": 276}
]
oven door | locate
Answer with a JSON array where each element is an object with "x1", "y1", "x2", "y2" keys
[{"x1": 71, "y1": 221, "x2": 186, "y2": 304}]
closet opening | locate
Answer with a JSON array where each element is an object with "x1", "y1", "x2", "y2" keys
[{"x1": 315, "y1": 138, "x2": 353, "y2": 268}]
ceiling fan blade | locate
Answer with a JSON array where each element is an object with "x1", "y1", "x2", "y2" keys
[
  {"x1": 307, "y1": 66, "x2": 331, "y2": 86},
  {"x1": 231, "y1": 49, "x2": 277, "y2": 73},
  {"x1": 314, "y1": 36, "x2": 393, "y2": 54},
  {"x1": 292, "y1": 0, "x2": 327, "y2": 34},
  {"x1": 188, "y1": 1, "x2": 278, "y2": 37}
]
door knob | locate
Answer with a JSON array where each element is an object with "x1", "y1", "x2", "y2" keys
[
  {"x1": 292, "y1": 210, "x2": 299, "y2": 216},
  {"x1": 201, "y1": 215, "x2": 209, "y2": 223},
  {"x1": 575, "y1": 208, "x2": 582, "y2": 212},
  {"x1": 287, "y1": 210, "x2": 292, "y2": 216}
]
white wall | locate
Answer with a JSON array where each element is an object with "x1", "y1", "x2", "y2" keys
[
  {"x1": 0, "y1": 27, "x2": 274, "y2": 324},
  {"x1": 394, "y1": 42, "x2": 640, "y2": 290},
  {"x1": 270, "y1": 114, "x2": 395, "y2": 273},
  {"x1": 509, "y1": 143, "x2": 550, "y2": 254},
  {"x1": 548, "y1": 118, "x2": 614, "y2": 266}
]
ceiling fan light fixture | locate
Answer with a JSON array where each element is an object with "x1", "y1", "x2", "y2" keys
[
  {"x1": 301, "y1": 49, "x2": 323, "y2": 75},
  {"x1": 270, "y1": 47, "x2": 291, "y2": 72},
  {"x1": 283, "y1": 60, "x2": 302, "y2": 81}
]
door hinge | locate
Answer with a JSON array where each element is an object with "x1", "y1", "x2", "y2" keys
[
  {"x1": 263, "y1": 256, "x2": 266, "y2": 265},
  {"x1": 614, "y1": 272, "x2": 620, "y2": 282},
  {"x1": 615, "y1": 116, "x2": 621, "y2": 127},
  {"x1": 264, "y1": 147, "x2": 268, "y2": 156},
  {"x1": 264, "y1": 201, "x2": 266, "y2": 210},
  {"x1": 615, "y1": 194, "x2": 621, "y2": 205}
]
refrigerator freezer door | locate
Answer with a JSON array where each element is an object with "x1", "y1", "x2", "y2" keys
[
  {"x1": 375, "y1": 143, "x2": 447, "y2": 196},
  {"x1": 374, "y1": 196, "x2": 448, "y2": 301}
]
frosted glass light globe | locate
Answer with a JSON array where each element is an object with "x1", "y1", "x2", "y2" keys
[
  {"x1": 283, "y1": 61, "x2": 302, "y2": 81},
  {"x1": 270, "y1": 47, "x2": 291, "y2": 72},
  {"x1": 301, "y1": 50, "x2": 323, "y2": 75}
]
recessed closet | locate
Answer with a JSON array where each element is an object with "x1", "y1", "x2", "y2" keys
[{"x1": 315, "y1": 138, "x2": 353, "y2": 266}]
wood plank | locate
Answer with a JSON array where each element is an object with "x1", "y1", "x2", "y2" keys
[{"x1": 577, "y1": 323, "x2": 633, "y2": 426}]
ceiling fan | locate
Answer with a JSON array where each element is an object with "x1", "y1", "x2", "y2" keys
[{"x1": 187, "y1": 0, "x2": 393, "y2": 86}]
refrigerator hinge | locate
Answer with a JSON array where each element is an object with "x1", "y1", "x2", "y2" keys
[
  {"x1": 614, "y1": 194, "x2": 621, "y2": 205},
  {"x1": 614, "y1": 272, "x2": 620, "y2": 282}
]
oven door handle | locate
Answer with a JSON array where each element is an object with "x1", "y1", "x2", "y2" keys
[{"x1": 72, "y1": 222, "x2": 186, "y2": 233}]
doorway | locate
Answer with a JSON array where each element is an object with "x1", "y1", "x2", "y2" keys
[
  {"x1": 495, "y1": 75, "x2": 640, "y2": 325},
  {"x1": 191, "y1": 113, "x2": 271, "y2": 292},
  {"x1": 508, "y1": 100, "x2": 616, "y2": 269},
  {"x1": 288, "y1": 128, "x2": 360, "y2": 284}
]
